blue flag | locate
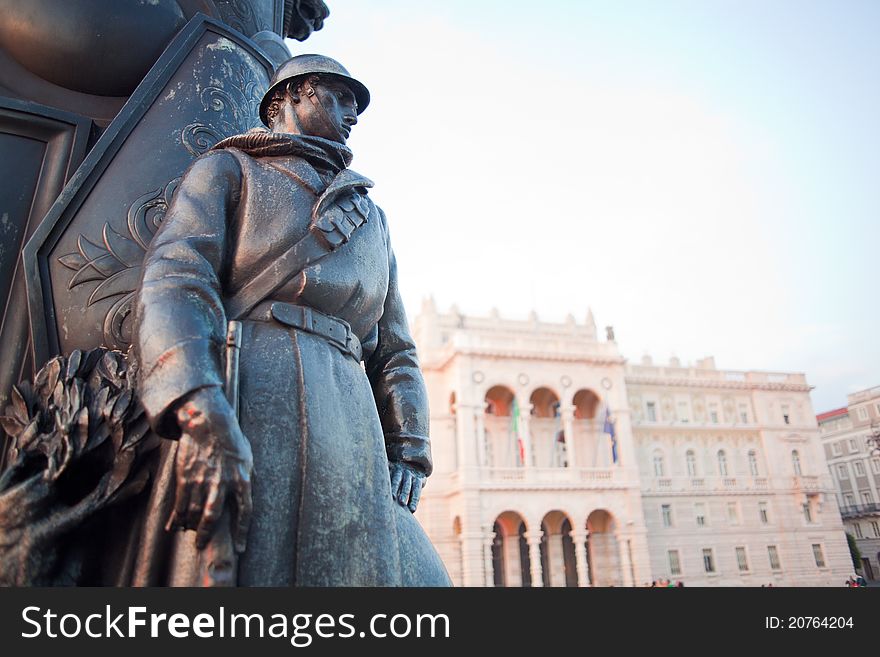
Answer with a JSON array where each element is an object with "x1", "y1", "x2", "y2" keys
[{"x1": 603, "y1": 406, "x2": 618, "y2": 464}]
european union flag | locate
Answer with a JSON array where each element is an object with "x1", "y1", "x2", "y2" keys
[{"x1": 603, "y1": 406, "x2": 618, "y2": 464}]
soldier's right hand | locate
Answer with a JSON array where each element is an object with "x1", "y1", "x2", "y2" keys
[{"x1": 167, "y1": 386, "x2": 253, "y2": 553}]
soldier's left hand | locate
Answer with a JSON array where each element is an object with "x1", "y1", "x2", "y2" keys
[{"x1": 389, "y1": 461, "x2": 425, "y2": 513}]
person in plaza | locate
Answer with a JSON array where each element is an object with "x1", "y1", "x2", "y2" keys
[{"x1": 129, "y1": 53, "x2": 450, "y2": 586}]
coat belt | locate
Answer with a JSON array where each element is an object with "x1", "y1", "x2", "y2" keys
[{"x1": 247, "y1": 301, "x2": 363, "y2": 362}]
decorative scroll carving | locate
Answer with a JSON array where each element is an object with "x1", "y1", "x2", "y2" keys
[
  {"x1": 180, "y1": 123, "x2": 223, "y2": 156},
  {"x1": 57, "y1": 179, "x2": 180, "y2": 351},
  {"x1": 215, "y1": 0, "x2": 259, "y2": 36},
  {"x1": 181, "y1": 62, "x2": 264, "y2": 156}
]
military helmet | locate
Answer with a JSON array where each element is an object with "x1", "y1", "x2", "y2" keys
[{"x1": 259, "y1": 53, "x2": 370, "y2": 126}]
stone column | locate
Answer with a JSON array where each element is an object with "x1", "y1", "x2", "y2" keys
[
  {"x1": 547, "y1": 533, "x2": 565, "y2": 587},
  {"x1": 474, "y1": 408, "x2": 487, "y2": 468},
  {"x1": 617, "y1": 533, "x2": 633, "y2": 587},
  {"x1": 572, "y1": 528, "x2": 590, "y2": 587},
  {"x1": 460, "y1": 530, "x2": 486, "y2": 587},
  {"x1": 526, "y1": 531, "x2": 543, "y2": 587},
  {"x1": 561, "y1": 404, "x2": 577, "y2": 468},
  {"x1": 627, "y1": 529, "x2": 651, "y2": 586},
  {"x1": 503, "y1": 533, "x2": 523, "y2": 587},
  {"x1": 520, "y1": 402, "x2": 534, "y2": 467},
  {"x1": 454, "y1": 402, "x2": 479, "y2": 472},
  {"x1": 484, "y1": 530, "x2": 496, "y2": 587}
]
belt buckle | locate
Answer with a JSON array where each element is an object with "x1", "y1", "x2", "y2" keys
[
  {"x1": 269, "y1": 302, "x2": 310, "y2": 331},
  {"x1": 300, "y1": 306, "x2": 314, "y2": 332}
]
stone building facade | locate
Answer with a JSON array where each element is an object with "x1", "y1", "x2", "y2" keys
[
  {"x1": 412, "y1": 301, "x2": 851, "y2": 586},
  {"x1": 816, "y1": 386, "x2": 880, "y2": 581}
]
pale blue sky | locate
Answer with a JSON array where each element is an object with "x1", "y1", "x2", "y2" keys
[{"x1": 296, "y1": 0, "x2": 880, "y2": 413}]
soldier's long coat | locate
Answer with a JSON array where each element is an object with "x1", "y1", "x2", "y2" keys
[{"x1": 129, "y1": 133, "x2": 449, "y2": 586}]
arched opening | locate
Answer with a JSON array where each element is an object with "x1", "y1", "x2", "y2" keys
[
  {"x1": 485, "y1": 385, "x2": 514, "y2": 416},
  {"x1": 530, "y1": 387, "x2": 564, "y2": 468},
  {"x1": 561, "y1": 518, "x2": 578, "y2": 587},
  {"x1": 530, "y1": 387, "x2": 560, "y2": 418},
  {"x1": 573, "y1": 389, "x2": 601, "y2": 420},
  {"x1": 717, "y1": 449, "x2": 728, "y2": 477},
  {"x1": 449, "y1": 391, "x2": 456, "y2": 416},
  {"x1": 518, "y1": 522, "x2": 531, "y2": 587},
  {"x1": 491, "y1": 521, "x2": 504, "y2": 587},
  {"x1": 492, "y1": 511, "x2": 530, "y2": 587},
  {"x1": 571, "y1": 389, "x2": 603, "y2": 467},
  {"x1": 792, "y1": 450, "x2": 802, "y2": 476},
  {"x1": 653, "y1": 449, "x2": 666, "y2": 477},
  {"x1": 686, "y1": 449, "x2": 697, "y2": 477},
  {"x1": 586, "y1": 509, "x2": 621, "y2": 587},
  {"x1": 748, "y1": 450, "x2": 759, "y2": 476},
  {"x1": 484, "y1": 386, "x2": 519, "y2": 467},
  {"x1": 540, "y1": 510, "x2": 577, "y2": 587}
]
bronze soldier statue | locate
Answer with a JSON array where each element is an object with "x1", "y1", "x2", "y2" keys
[
  {"x1": 0, "y1": 3, "x2": 448, "y2": 586},
  {"x1": 129, "y1": 54, "x2": 450, "y2": 586}
]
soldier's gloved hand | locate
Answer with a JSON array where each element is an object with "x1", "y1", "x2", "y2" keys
[
  {"x1": 167, "y1": 386, "x2": 254, "y2": 553},
  {"x1": 389, "y1": 461, "x2": 425, "y2": 513}
]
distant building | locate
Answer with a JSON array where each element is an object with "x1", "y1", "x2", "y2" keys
[
  {"x1": 413, "y1": 300, "x2": 851, "y2": 586},
  {"x1": 817, "y1": 386, "x2": 880, "y2": 581}
]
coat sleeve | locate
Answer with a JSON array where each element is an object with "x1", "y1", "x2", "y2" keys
[
  {"x1": 365, "y1": 207, "x2": 433, "y2": 476},
  {"x1": 133, "y1": 150, "x2": 242, "y2": 437}
]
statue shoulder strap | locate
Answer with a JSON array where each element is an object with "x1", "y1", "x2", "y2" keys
[{"x1": 224, "y1": 168, "x2": 373, "y2": 321}]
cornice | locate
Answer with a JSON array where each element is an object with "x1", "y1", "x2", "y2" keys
[
  {"x1": 624, "y1": 376, "x2": 812, "y2": 393},
  {"x1": 423, "y1": 347, "x2": 625, "y2": 371}
]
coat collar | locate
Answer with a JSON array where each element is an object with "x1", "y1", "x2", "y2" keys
[{"x1": 211, "y1": 130, "x2": 353, "y2": 174}]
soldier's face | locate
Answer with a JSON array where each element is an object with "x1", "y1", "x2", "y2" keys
[{"x1": 298, "y1": 79, "x2": 358, "y2": 143}]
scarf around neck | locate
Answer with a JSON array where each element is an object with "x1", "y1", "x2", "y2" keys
[{"x1": 211, "y1": 130, "x2": 353, "y2": 174}]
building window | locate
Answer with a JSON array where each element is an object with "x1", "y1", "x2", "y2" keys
[
  {"x1": 735, "y1": 547, "x2": 749, "y2": 572},
  {"x1": 709, "y1": 406, "x2": 719, "y2": 424},
  {"x1": 791, "y1": 450, "x2": 802, "y2": 476},
  {"x1": 782, "y1": 404, "x2": 790, "y2": 425},
  {"x1": 854, "y1": 523, "x2": 863, "y2": 539},
  {"x1": 838, "y1": 464, "x2": 849, "y2": 480},
  {"x1": 748, "y1": 450, "x2": 759, "y2": 476},
  {"x1": 872, "y1": 458, "x2": 880, "y2": 475},
  {"x1": 861, "y1": 491, "x2": 873, "y2": 505},
  {"x1": 857, "y1": 407, "x2": 868, "y2": 421},
  {"x1": 661, "y1": 504, "x2": 673, "y2": 528},
  {"x1": 695, "y1": 503, "x2": 707, "y2": 527},
  {"x1": 728, "y1": 502, "x2": 739, "y2": 525},
  {"x1": 668, "y1": 549, "x2": 681, "y2": 575},
  {"x1": 677, "y1": 401, "x2": 689, "y2": 423},
  {"x1": 844, "y1": 493, "x2": 855, "y2": 507},
  {"x1": 646, "y1": 401, "x2": 657, "y2": 422},
  {"x1": 739, "y1": 404, "x2": 749, "y2": 424},
  {"x1": 702, "y1": 548, "x2": 716, "y2": 573},
  {"x1": 758, "y1": 502, "x2": 769, "y2": 524},
  {"x1": 802, "y1": 502, "x2": 813, "y2": 523},
  {"x1": 871, "y1": 521, "x2": 880, "y2": 538},
  {"x1": 653, "y1": 451, "x2": 665, "y2": 477},
  {"x1": 767, "y1": 545, "x2": 781, "y2": 570},
  {"x1": 717, "y1": 450, "x2": 728, "y2": 477},
  {"x1": 854, "y1": 461, "x2": 865, "y2": 477},
  {"x1": 849, "y1": 438, "x2": 858, "y2": 453},
  {"x1": 812, "y1": 544, "x2": 826, "y2": 568},
  {"x1": 686, "y1": 450, "x2": 696, "y2": 477},
  {"x1": 831, "y1": 442, "x2": 842, "y2": 456}
]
